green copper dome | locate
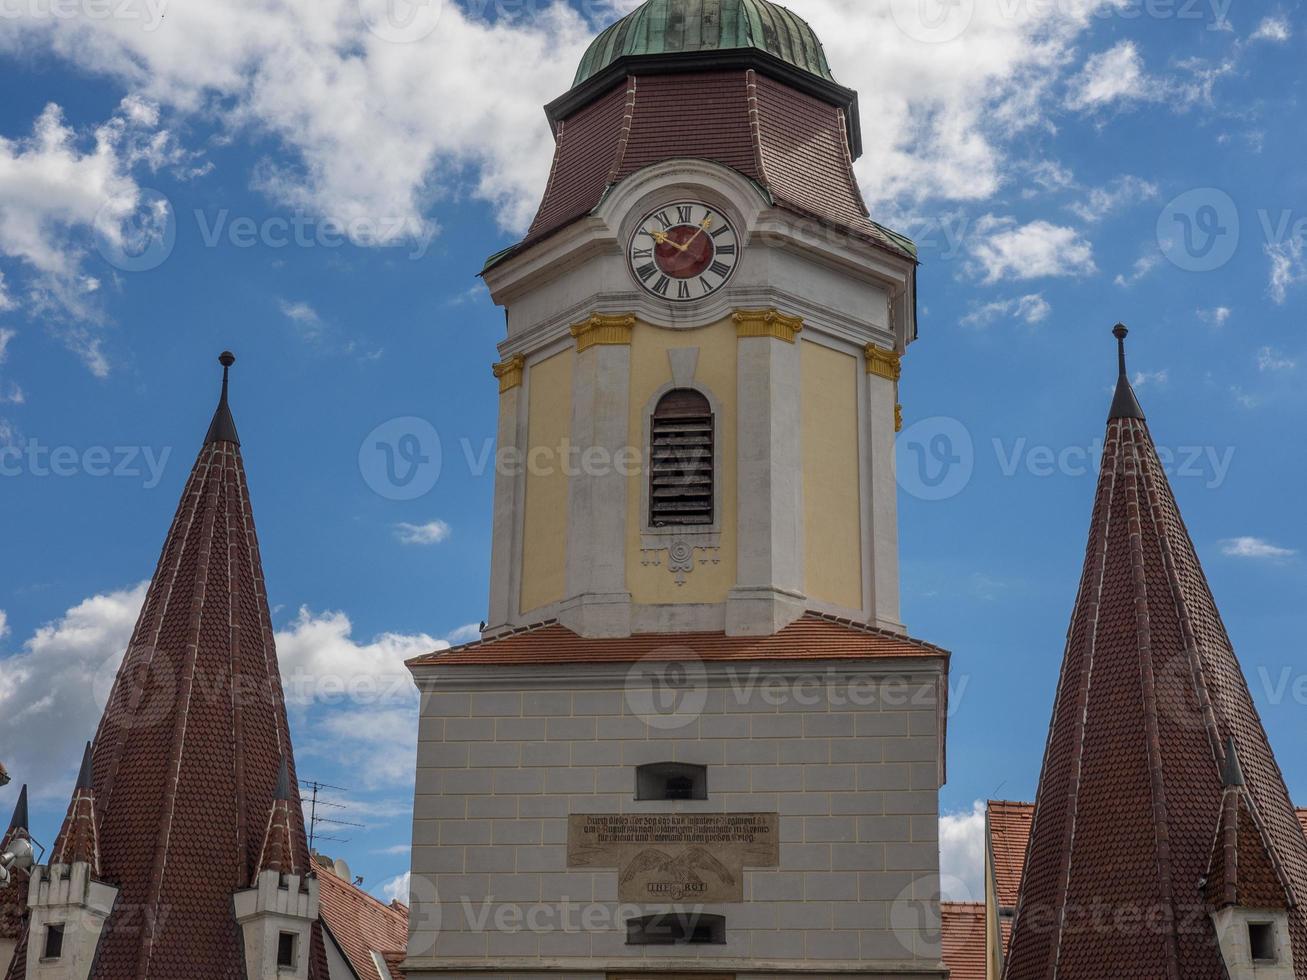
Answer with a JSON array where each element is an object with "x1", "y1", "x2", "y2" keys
[{"x1": 574, "y1": 0, "x2": 835, "y2": 87}]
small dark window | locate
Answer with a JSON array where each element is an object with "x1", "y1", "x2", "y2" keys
[
  {"x1": 650, "y1": 389, "x2": 714, "y2": 527},
  {"x1": 636, "y1": 762, "x2": 708, "y2": 801},
  {"x1": 1249, "y1": 922, "x2": 1277, "y2": 962},
  {"x1": 43, "y1": 924, "x2": 64, "y2": 960},
  {"x1": 627, "y1": 912, "x2": 726, "y2": 946},
  {"x1": 277, "y1": 932, "x2": 297, "y2": 969}
]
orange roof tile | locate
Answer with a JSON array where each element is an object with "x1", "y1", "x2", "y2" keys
[
  {"x1": 409, "y1": 613, "x2": 948, "y2": 667},
  {"x1": 987, "y1": 799, "x2": 1034, "y2": 910},
  {"x1": 941, "y1": 902, "x2": 986, "y2": 980},
  {"x1": 317, "y1": 866, "x2": 408, "y2": 980}
]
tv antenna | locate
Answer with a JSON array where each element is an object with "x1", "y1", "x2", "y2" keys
[{"x1": 300, "y1": 779, "x2": 364, "y2": 852}]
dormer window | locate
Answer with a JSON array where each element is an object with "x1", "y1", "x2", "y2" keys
[
  {"x1": 650, "y1": 389, "x2": 714, "y2": 527},
  {"x1": 636, "y1": 762, "x2": 708, "y2": 801}
]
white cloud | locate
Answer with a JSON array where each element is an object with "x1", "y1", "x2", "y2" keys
[
  {"x1": 1197, "y1": 306, "x2": 1232, "y2": 327},
  {"x1": 382, "y1": 870, "x2": 411, "y2": 905},
  {"x1": 1132, "y1": 369, "x2": 1169, "y2": 388},
  {"x1": 274, "y1": 606, "x2": 440, "y2": 709},
  {"x1": 939, "y1": 800, "x2": 986, "y2": 903},
  {"x1": 279, "y1": 299, "x2": 321, "y2": 327},
  {"x1": 1250, "y1": 16, "x2": 1291, "y2": 42},
  {"x1": 0, "y1": 272, "x2": 14, "y2": 312},
  {"x1": 970, "y1": 217, "x2": 1096, "y2": 283},
  {"x1": 1220, "y1": 537, "x2": 1296, "y2": 560},
  {"x1": 445, "y1": 623, "x2": 483, "y2": 646},
  {"x1": 1257, "y1": 347, "x2": 1296, "y2": 372},
  {"x1": 960, "y1": 293, "x2": 1050, "y2": 328},
  {"x1": 0, "y1": 328, "x2": 13, "y2": 364},
  {"x1": 1068, "y1": 175, "x2": 1158, "y2": 223},
  {"x1": 0, "y1": 610, "x2": 8, "y2": 640},
  {"x1": 394, "y1": 520, "x2": 451, "y2": 546},
  {"x1": 1066, "y1": 41, "x2": 1152, "y2": 111},
  {"x1": 1113, "y1": 252, "x2": 1161, "y2": 288},
  {"x1": 0, "y1": 582, "x2": 148, "y2": 803},
  {"x1": 1266, "y1": 237, "x2": 1306, "y2": 304}
]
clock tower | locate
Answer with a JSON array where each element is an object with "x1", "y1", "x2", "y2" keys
[{"x1": 482, "y1": 0, "x2": 918, "y2": 641}]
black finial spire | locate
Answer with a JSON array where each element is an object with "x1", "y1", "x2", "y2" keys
[
  {"x1": 76, "y1": 742, "x2": 95, "y2": 792},
  {"x1": 1109, "y1": 323, "x2": 1146, "y2": 421},
  {"x1": 204, "y1": 350, "x2": 242, "y2": 446},
  {"x1": 275, "y1": 756, "x2": 291, "y2": 801},
  {"x1": 5, "y1": 785, "x2": 28, "y2": 838},
  {"x1": 1222, "y1": 736, "x2": 1246, "y2": 789}
]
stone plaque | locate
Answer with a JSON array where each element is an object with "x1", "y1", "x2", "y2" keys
[{"x1": 568, "y1": 813, "x2": 779, "y2": 902}]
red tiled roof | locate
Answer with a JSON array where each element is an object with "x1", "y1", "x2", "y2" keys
[
  {"x1": 1005, "y1": 375, "x2": 1307, "y2": 980},
  {"x1": 1298, "y1": 808, "x2": 1307, "y2": 839},
  {"x1": 49, "y1": 788, "x2": 100, "y2": 873},
  {"x1": 0, "y1": 791, "x2": 29, "y2": 942},
  {"x1": 987, "y1": 800, "x2": 1034, "y2": 911},
  {"x1": 317, "y1": 865, "x2": 409, "y2": 980},
  {"x1": 1205, "y1": 786, "x2": 1293, "y2": 912},
  {"x1": 941, "y1": 902, "x2": 986, "y2": 980},
  {"x1": 504, "y1": 67, "x2": 913, "y2": 268},
  {"x1": 409, "y1": 612, "x2": 947, "y2": 667},
  {"x1": 6, "y1": 377, "x2": 327, "y2": 980},
  {"x1": 381, "y1": 950, "x2": 408, "y2": 980}
]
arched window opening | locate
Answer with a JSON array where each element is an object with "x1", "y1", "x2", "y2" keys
[{"x1": 650, "y1": 389, "x2": 714, "y2": 528}]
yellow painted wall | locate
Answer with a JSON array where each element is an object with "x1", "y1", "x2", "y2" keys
[
  {"x1": 801, "y1": 340, "x2": 863, "y2": 610},
  {"x1": 627, "y1": 318, "x2": 738, "y2": 605},
  {"x1": 519, "y1": 349, "x2": 573, "y2": 614}
]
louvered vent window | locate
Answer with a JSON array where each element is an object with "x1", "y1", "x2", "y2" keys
[{"x1": 650, "y1": 389, "x2": 714, "y2": 527}]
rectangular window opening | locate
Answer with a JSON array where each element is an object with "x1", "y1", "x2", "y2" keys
[
  {"x1": 636, "y1": 762, "x2": 708, "y2": 801},
  {"x1": 1249, "y1": 921, "x2": 1277, "y2": 962},
  {"x1": 42, "y1": 923, "x2": 64, "y2": 961},
  {"x1": 626, "y1": 913, "x2": 726, "y2": 946},
  {"x1": 277, "y1": 931, "x2": 298, "y2": 969}
]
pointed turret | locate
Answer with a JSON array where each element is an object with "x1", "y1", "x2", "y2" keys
[
  {"x1": 1004, "y1": 327, "x2": 1307, "y2": 979},
  {"x1": 49, "y1": 744, "x2": 101, "y2": 874},
  {"x1": 0, "y1": 787, "x2": 30, "y2": 951},
  {"x1": 3, "y1": 353, "x2": 325, "y2": 980},
  {"x1": 1, "y1": 788, "x2": 24, "y2": 848},
  {"x1": 255, "y1": 757, "x2": 301, "y2": 878}
]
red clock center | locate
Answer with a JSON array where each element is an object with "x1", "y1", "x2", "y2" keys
[{"x1": 655, "y1": 225, "x2": 715, "y2": 279}]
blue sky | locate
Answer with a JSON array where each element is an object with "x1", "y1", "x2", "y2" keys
[{"x1": 0, "y1": 0, "x2": 1304, "y2": 904}]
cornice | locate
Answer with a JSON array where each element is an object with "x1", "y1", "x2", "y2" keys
[
  {"x1": 491, "y1": 354, "x2": 525, "y2": 393},
  {"x1": 865, "y1": 344, "x2": 903, "y2": 382}
]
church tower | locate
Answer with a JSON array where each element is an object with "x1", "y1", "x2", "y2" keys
[
  {"x1": 482, "y1": 0, "x2": 917, "y2": 641},
  {"x1": 405, "y1": 2, "x2": 947, "y2": 977}
]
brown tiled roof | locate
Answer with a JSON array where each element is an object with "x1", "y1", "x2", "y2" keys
[
  {"x1": 409, "y1": 612, "x2": 947, "y2": 667},
  {"x1": 381, "y1": 950, "x2": 408, "y2": 980},
  {"x1": 1298, "y1": 808, "x2": 1307, "y2": 839},
  {"x1": 503, "y1": 67, "x2": 913, "y2": 268},
  {"x1": 6, "y1": 370, "x2": 327, "y2": 980},
  {"x1": 940, "y1": 902, "x2": 986, "y2": 980},
  {"x1": 317, "y1": 865, "x2": 409, "y2": 980},
  {"x1": 0, "y1": 788, "x2": 29, "y2": 943},
  {"x1": 1204, "y1": 786, "x2": 1293, "y2": 912},
  {"x1": 1004, "y1": 364, "x2": 1307, "y2": 980},
  {"x1": 987, "y1": 800, "x2": 1034, "y2": 911}
]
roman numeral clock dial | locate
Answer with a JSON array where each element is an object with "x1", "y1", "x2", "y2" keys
[{"x1": 628, "y1": 201, "x2": 739, "y2": 302}]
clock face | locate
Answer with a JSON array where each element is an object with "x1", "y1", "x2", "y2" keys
[{"x1": 627, "y1": 201, "x2": 739, "y2": 302}]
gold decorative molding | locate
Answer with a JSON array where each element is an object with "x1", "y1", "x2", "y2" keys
[
  {"x1": 895, "y1": 404, "x2": 904, "y2": 433},
  {"x1": 865, "y1": 344, "x2": 903, "y2": 382},
  {"x1": 733, "y1": 308, "x2": 803, "y2": 344},
  {"x1": 492, "y1": 354, "x2": 525, "y2": 394},
  {"x1": 571, "y1": 314, "x2": 636, "y2": 353}
]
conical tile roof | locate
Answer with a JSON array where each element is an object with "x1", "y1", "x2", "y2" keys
[
  {"x1": 0, "y1": 787, "x2": 30, "y2": 944},
  {"x1": 5, "y1": 354, "x2": 326, "y2": 980},
  {"x1": 1004, "y1": 328, "x2": 1307, "y2": 979}
]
